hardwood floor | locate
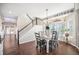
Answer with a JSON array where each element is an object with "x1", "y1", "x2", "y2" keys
[
  {"x1": 18, "y1": 41, "x2": 79, "y2": 55},
  {"x1": 3, "y1": 34, "x2": 18, "y2": 55},
  {"x1": 3, "y1": 38, "x2": 79, "y2": 55}
]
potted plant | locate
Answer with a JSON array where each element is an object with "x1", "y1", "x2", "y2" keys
[
  {"x1": 64, "y1": 29, "x2": 69, "y2": 43},
  {"x1": 61, "y1": 27, "x2": 70, "y2": 43}
]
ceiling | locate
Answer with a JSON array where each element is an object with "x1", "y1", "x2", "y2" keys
[
  {"x1": 0, "y1": 3, "x2": 74, "y2": 18},
  {"x1": 0, "y1": 3, "x2": 75, "y2": 30}
]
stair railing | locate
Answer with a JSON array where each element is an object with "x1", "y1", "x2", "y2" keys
[{"x1": 17, "y1": 18, "x2": 43, "y2": 46}]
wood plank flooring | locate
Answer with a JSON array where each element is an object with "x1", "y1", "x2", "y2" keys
[
  {"x1": 18, "y1": 41, "x2": 79, "y2": 55},
  {"x1": 3, "y1": 37, "x2": 79, "y2": 55},
  {"x1": 3, "y1": 34, "x2": 18, "y2": 55}
]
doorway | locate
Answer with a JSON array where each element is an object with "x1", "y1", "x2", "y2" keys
[{"x1": 3, "y1": 24, "x2": 17, "y2": 54}]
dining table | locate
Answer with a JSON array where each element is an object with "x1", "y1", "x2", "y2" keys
[{"x1": 40, "y1": 31, "x2": 52, "y2": 53}]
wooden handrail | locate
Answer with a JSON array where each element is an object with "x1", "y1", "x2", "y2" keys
[
  {"x1": 19, "y1": 18, "x2": 42, "y2": 33},
  {"x1": 19, "y1": 21, "x2": 32, "y2": 32}
]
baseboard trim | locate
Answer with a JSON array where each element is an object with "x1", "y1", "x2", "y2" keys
[
  {"x1": 19, "y1": 39, "x2": 35, "y2": 44},
  {"x1": 69, "y1": 43, "x2": 79, "y2": 51},
  {"x1": 60, "y1": 40, "x2": 79, "y2": 52}
]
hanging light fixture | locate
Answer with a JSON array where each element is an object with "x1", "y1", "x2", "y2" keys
[
  {"x1": 46, "y1": 9, "x2": 48, "y2": 22},
  {"x1": 45, "y1": 9, "x2": 49, "y2": 30}
]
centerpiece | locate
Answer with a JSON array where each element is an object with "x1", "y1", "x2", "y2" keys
[{"x1": 46, "y1": 25, "x2": 49, "y2": 30}]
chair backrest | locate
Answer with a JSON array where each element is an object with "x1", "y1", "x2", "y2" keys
[
  {"x1": 52, "y1": 31, "x2": 58, "y2": 40},
  {"x1": 35, "y1": 33, "x2": 40, "y2": 40}
]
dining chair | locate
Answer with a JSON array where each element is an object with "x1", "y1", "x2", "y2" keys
[
  {"x1": 49, "y1": 31, "x2": 58, "y2": 51},
  {"x1": 35, "y1": 32, "x2": 47, "y2": 52},
  {"x1": 40, "y1": 39, "x2": 47, "y2": 52},
  {"x1": 35, "y1": 33, "x2": 41, "y2": 48}
]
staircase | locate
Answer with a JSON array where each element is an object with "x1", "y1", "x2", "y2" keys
[{"x1": 17, "y1": 18, "x2": 43, "y2": 44}]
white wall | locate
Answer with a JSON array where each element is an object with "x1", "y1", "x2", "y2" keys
[
  {"x1": 75, "y1": 3, "x2": 79, "y2": 48},
  {"x1": 66, "y1": 13, "x2": 76, "y2": 46}
]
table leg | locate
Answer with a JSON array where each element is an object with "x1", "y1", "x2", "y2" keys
[{"x1": 47, "y1": 40, "x2": 49, "y2": 53}]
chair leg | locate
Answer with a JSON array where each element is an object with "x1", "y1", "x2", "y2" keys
[
  {"x1": 40, "y1": 48, "x2": 41, "y2": 52},
  {"x1": 49, "y1": 47, "x2": 52, "y2": 52},
  {"x1": 49, "y1": 45, "x2": 52, "y2": 52},
  {"x1": 55, "y1": 43, "x2": 58, "y2": 48},
  {"x1": 40, "y1": 47, "x2": 41, "y2": 52},
  {"x1": 44, "y1": 46, "x2": 46, "y2": 51},
  {"x1": 36, "y1": 45, "x2": 38, "y2": 48},
  {"x1": 57, "y1": 43, "x2": 58, "y2": 46}
]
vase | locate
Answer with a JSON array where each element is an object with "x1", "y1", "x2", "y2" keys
[{"x1": 65, "y1": 32, "x2": 69, "y2": 43}]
